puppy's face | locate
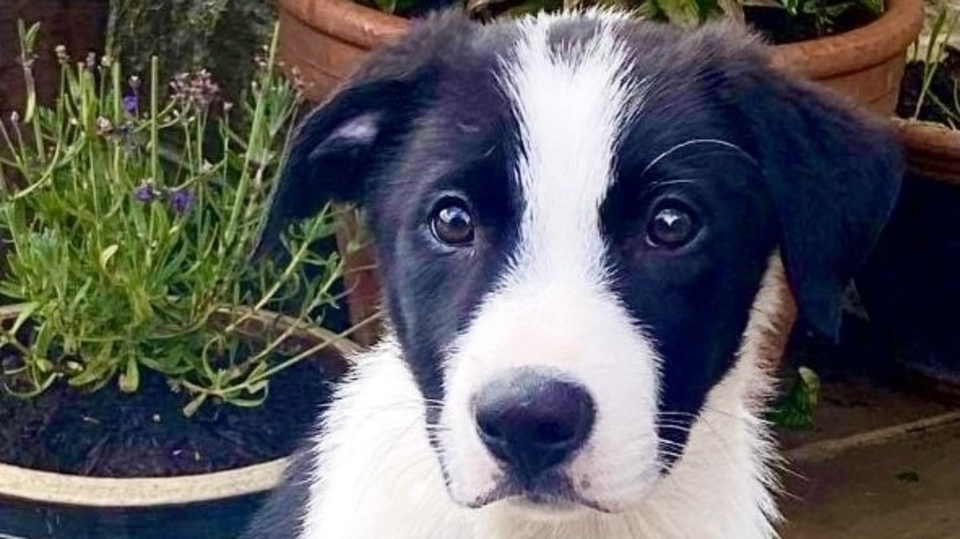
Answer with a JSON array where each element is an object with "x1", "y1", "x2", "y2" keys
[{"x1": 257, "y1": 11, "x2": 901, "y2": 516}]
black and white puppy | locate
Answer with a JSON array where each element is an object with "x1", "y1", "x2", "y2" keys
[{"x1": 244, "y1": 9, "x2": 901, "y2": 539}]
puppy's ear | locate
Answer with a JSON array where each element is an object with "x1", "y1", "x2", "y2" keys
[
  {"x1": 739, "y1": 68, "x2": 903, "y2": 341},
  {"x1": 251, "y1": 78, "x2": 420, "y2": 259},
  {"x1": 250, "y1": 10, "x2": 477, "y2": 260}
]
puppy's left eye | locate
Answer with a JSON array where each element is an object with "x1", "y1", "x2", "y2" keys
[
  {"x1": 431, "y1": 198, "x2": 475, "y2": 246},
  {"x1": 646, "y1": 204, "x2": 698, "y2": 248}
]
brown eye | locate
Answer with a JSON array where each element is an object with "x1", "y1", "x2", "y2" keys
[
  {"x1": 431, "y1": 198, "x2": 475, "y2": 246},
  {"x1": 647, "y1": 204, "x2": 697, "y2": 248}
]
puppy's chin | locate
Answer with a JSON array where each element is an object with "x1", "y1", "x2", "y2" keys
[
  {"x1": 441, "y1": 457, "x2": 663, "y2": 517},
  {"x1": 498, "y1": 496, "x2": 600, "y2": 521},
  {"x1": 462, "y1": 483, "x2": 609, "y2": 517}
]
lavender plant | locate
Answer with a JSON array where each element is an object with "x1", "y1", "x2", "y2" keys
[{"x1": 0, "y1": 23, "x2": 359, "y2": 415}]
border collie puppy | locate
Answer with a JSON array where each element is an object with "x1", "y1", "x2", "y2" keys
[{"x1": 244, "y1": 9, "x2": 901, "y2": 539}]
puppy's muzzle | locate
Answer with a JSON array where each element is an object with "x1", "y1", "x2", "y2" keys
[{"x1": 473, "y1": 368, "x2": 595, "y2": 482}]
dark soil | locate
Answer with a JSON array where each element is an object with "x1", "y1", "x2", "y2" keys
[
  {"x1": 897, "y1": 45, "x2": 960, "y2": 125},
  {"x1": 743, "y1": 5, "x2": 880, "y2": 44},
  {"x1": 0, "y1": 345, "x2": 344, "y2": 478}
]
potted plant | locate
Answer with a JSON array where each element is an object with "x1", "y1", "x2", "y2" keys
[
  {"x1": 275, "y1": 0, "x2": 923, "y2": 111},
  {"x1": 857, "y1": 9, "x2": 960, "y2": 401},
  {"x1": 892, "y1": 8, "x2": 960, "y2": 182},
  {"x1": 0, "y1": 24, "x2": 363, "y2": 539},
  {"x1": 270, "y1": 0, "x2": 922, "y2": 345}
]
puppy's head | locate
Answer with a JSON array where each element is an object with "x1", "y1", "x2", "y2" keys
[{"x1": 257, "y1": 10, "x2": 901, "y2": 515}]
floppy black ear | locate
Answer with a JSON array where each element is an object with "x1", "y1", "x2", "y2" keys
[
  {"x1": 738, "y1": 67, "x2": 903, "y2": 341},
  {"x1": 250, "y1": 11, "x2": 475, "y2": 260},
  {"x1": 251, "y1": 78, "x2": 420, "y2": 259}
]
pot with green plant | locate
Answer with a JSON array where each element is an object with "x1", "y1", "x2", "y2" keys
[
  {"x1": 892, "y1": 8, "x2": 960, "y2": 182},
  {"x1": 0, "y1": 24, "x2": 363, "y2": 539},
  {"x1": 276, "y1": 0, "x2": 922, "y2": 111},
  {"x1": 857, "y1": 8, "x2": 960, "y2": 401},
  {"x1": 272, "y1": 0, "x2": 922, "y2": 344}
]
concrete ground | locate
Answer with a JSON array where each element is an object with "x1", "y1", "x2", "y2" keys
[{"x1": 774, "y1": 376, "x2": 960, "y2": 539}]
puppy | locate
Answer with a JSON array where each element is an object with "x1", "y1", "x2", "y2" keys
[{"x1": 244, "y1": 9, "x2": 902, "y2": 539}]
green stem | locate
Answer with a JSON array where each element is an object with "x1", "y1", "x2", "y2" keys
[
  {"x1": 150, "y1": 56, "x2": 160, "y2": 185},
  {"x1": 222, "y1": 216, "x2": 323, "y2": 334},
  {"x1": 248, "y1": 311, "x2": 380, "y2": 385}
]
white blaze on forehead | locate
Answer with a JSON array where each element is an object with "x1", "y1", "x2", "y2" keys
[
  {"x1": 439, "y1": 14, "x2": 663, "y2": 508},
  {"x1": 499, "y1": 12, "x2": 646, "y2": 283}
]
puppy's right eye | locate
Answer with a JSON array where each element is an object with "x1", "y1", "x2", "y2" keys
[
  {"x1": 646, "y1": 203, "x2": 698, "y2": 248},
  {"x1": 430, "y1": 198, "x2": 475, "y2": 246}
]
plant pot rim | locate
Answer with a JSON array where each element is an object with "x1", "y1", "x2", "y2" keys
[
  {"x1": 277, "y1": 0, "x2": 410, "y2": 51},
  {"x1": 0, "y1": 303, "x2": 359, "y2": 508},
  {"x1": 276, "y1": 0, "x2": 922, "y2": 79},
  {"x1": 891, "y1": 117, "x2": 960, "y2": 145},
  {"x1": 769, "y1": 0, "x2": 923, "y2": 79},
  {"x1": 889, "y1": 117, "x2": 960, "y2": 185}
]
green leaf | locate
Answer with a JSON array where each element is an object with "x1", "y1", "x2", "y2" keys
[
  {"x1": 861, "y1": 0, "x2": 883, "y2": 14},
  {"x1": 18, "y1": 22, "x2": 41, "y2": 123},
  {"x1": 373, "y1": 0, "x2": 398, "y2": 13},
  {"x1": 245, "y1": 360, "x2": 269, "y2": 383},
  {"x1": 31, "y1": 321, "x2": 54, "y2": 359},
  {"x1": 68, "y1": 343, "x2": 115, "y2": 388},
  {"x1": 782, "y1": 0, "x2": 800, "y2": 16},
  {"x1": 10, "y1": 301, "x2": 40, "y2": 335},
  {"x1": 770, "y1": 366, "x2": 821, "y2": 429},
  {"x1": 118, "y1": 357, "x2": 140, "y2": 393},
  {"x1": 656, "y1": 0, "x2": 707, "y2": 27},
  {"x1": 35, "y1": 358, "x2": 54, "y2": 373},
  {"x1": 0, "y1": 281, "x2": 27, "y2": 301},
  {"x1": 797, "y1": 366, "x2": 821, "y2": 405},
  {"x1": 68, "y1": 367, "x2": 103, "y2": 387},
  {"x1": 812, "y1": 1, "x2": 854, "y2": 17},
  {"x1": 223, "y1": 392, "x2": 268, "y2": 408},
  {"x1": 68, "y1": 278, "x2": 93, "y2": 313},
  {"x1": 22, "y1": 22, "x2": 41, "y2": 50},
  {"x1": 99, "y1": 244, "x2": 120, "y2": 270},
  {"x1": 182, "y1": 393, "x2": 208, "y2": 417}
]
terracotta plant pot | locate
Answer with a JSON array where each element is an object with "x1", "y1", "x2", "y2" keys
[
  {"x1": 767, "y1": 0, "x2": 924, "y2": 114},
  {"x1": 855, "y1": 172, "x2": 960, "y2": 402},
  {"x1": 274, "y1": 0, "x2": 919, "y2": 344},
  {"x1": 0, "y1": 304, "x2": 358, "y2": 539},
  {"x1": 856, "y1": 119, "x2": 960, "y2": 402},
  {"x1": 276, "y1": 0, "x2": 923, "y2": 110},
  {"x1": 890, "y1": 119, "x2": 960, "y2": 185}
]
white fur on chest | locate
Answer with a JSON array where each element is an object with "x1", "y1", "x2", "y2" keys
[{"x1": 299, "y1": 260, "x2": 789, "y2": 539}]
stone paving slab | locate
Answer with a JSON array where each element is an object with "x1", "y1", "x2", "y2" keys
[{"x1": 779, "y1": 422, "x2": 960, "y2": 539}]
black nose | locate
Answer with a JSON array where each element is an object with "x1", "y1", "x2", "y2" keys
[{"x1": 473, "y1": 369, "x2": 595, "y2": 480}]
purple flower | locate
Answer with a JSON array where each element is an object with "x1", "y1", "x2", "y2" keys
[
  {"x1": 134, "y1": 181, "x2": 158, "y2": 203},
  {"x1": 123, "y1": 95, "x2": 139, "y2": 114},
  {"x1": 168, "y1": 189, "x2": 194, "y2": 216},
  {"x1": 169, "y1": 70, "x2": 220, "y2": 109}
]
